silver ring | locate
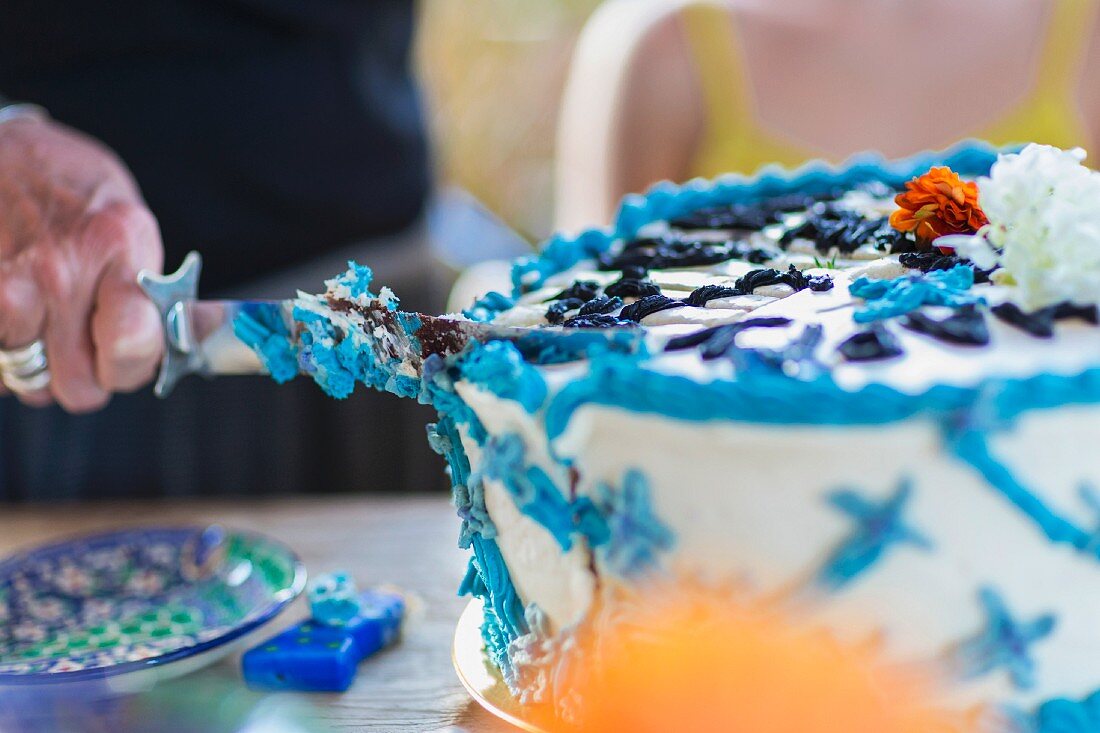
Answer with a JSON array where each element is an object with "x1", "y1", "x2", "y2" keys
[{"x1": 0, "y1": 339, "x2": 51, "y2": 394}]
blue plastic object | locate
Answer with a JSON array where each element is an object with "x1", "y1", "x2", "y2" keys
[{"x1": 241, "y1": 589, "x2": 405, "y2": 692}]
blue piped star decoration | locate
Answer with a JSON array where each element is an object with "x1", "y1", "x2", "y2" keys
[
  {"x1": 818, "y1": 478, "x2": 932, "y2": 590},
  {"x1": 594, "y1": 470, "x2": 675, "y2": 579},
  {"x1": 949, "y1": 587, "x2": 1056, "y2": 691},
  {"x1": 850, "y1": 265, "x2": 983, "y2": 323}
]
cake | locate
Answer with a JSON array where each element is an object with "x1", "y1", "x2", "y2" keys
[{"x1": 245, "y1": 142, "x2": 1100, "y2": 729}]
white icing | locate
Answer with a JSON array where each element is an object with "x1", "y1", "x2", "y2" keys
[{"x1": 457, "y1": 178, "x2": 1100, "y2": 718}]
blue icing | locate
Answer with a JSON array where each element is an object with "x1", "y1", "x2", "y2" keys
[
  {"x1": 307, "y1": 571, "x2": 360, "y2": 627},
  {"x1": 505, "y1": 141, "x2": 1005, "y2": 299},
  {"x1": 591, "y1": 470, "x2": 674, "y2": 579},
  {"x1": 544, "y1": 350, "x2": 1100, "y2": 440},
  {"x1": 1029, "y1": 690, "x2": 1100, "y2": 732},
  {"x1": 293, "y1": 304, "x2": 422, "y2": 401},
  {"x1": 427, "y1": 419, "x2": 494, "y2": 548},
  {"x1": 572, "y1": 496, "x2": 611, "y2": 548},
  {"x1": 818, "y1": 478, "x2": 932, "y2": 590},
  {"x1": 481, "y1": 434, "x2": 576, "y2": 551},
  {"x1": 293, "y1": 307, "x2": 370, "y2": 399},
  {"x1": 507, "y1": 604, "x2": 557, "y2": 704},
  {"x1": 511, "y1": 228, "x2": 613, "y2": 296},
  {"x1": 233, "y1": 303, "x2": 299, "y2": 383},
  {"x1": 333, "y1": 261, "x2": 376, "y2": 300},
  {"x1": 951, "y1": 429, "x2": 1098, "y2": 554},
  {"x1": 463, "y1": 291, "x2": 515, "y2": 323},
  {"x1": 419, "y1": 353, "x2": 488, "y2": 445},
  {"x1": 613, "y1": 141, "x2": 1005, "y2": 242},
  {"x1": 511, "y1": 329, "x2": 648, "y2": 367},
  {"x1": 849, "y1": 265, "x2": 982, "y2": 323},
  {"x1": 458, "y1": 534, "x2": 529, "y2": 685},
  {"x1": 948, "y1": 587, "x2": 1056, "y2": 691},
  {"x1": 457, "y1": 340, "x2": 547, "y2": 413}
]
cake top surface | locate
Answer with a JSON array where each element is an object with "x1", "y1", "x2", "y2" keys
[{"x1": 465, "y1": 143, "x2": 1100, "y2": 400}]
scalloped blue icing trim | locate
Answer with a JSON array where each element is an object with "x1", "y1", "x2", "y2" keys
[
  {"x1": 463, "y1": 291, "x2": 515, "y2": 323},
  {"x1": 509, "y1": 140, "x2": 1008, "y2": 296},
  {"x1": 614, "y1": 139, "x2": 1006, "y2": 241}
]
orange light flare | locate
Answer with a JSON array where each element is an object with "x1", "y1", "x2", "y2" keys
[{"x1": 544, "y1": 587, "x2": 975, "y2": 733}]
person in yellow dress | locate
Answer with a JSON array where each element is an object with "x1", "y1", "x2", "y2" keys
[{"x1": 555, "y1": 0, "x2": 1100, "y2": 231}]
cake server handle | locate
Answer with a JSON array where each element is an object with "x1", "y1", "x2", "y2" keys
[{"x1": 137, "y1": 251, "x2": 282, "y2": 397}]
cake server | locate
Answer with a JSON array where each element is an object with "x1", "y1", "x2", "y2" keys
[{"x1": 138, "y1": 252, "x2": 646, "y2": 398}]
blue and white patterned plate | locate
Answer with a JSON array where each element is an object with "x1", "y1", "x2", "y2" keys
[{"x1": 0, "y1": 526, "x2": 305, "y2": 694}]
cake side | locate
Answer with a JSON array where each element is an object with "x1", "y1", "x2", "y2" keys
[{"x1": 243, "y1": 142, "x2": 1100, "y2": 729}]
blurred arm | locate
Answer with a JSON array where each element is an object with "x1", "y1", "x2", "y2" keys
[{"x1": 554, "y1": 0, "x2": 705, "y2": 233}]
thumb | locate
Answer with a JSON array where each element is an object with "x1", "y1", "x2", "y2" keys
[{"x1": 88, "y1": 202, "x2": 165, "y2": 393}]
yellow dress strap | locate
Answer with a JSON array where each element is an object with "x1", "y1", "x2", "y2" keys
[
  {"x1": 977, "y1": 0, "x2": 1096, "y2": 149},
  {"x1": 678, "y1": 1, "x2": 816, "y2": 178}
]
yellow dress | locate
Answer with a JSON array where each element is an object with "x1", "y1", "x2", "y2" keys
[{"x1": 680, "y1": 0, "x2": 1096, "y2": 178}]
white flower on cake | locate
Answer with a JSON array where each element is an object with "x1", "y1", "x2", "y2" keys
[{"x1": 952, "y1": 144, "x2": 1100, "y2": 311}]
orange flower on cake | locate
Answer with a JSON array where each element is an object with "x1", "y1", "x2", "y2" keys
[{"x1": 889, "y1": 167, "x2": 989, "y2": 247}]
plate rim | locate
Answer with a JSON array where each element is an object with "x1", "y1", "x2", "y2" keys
[
  {"x1": 0, "y1": 525, "x2": 306, "y2": 685},
  {"x1": 451, "y1": 598, "x2": 553, "y2": 733}
]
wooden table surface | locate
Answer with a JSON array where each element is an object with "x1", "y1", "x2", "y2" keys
[{"x1": 0, "y1": 496, "x2": 521, "y2": 733}]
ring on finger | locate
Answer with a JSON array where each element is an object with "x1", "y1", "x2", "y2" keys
[{"x1": 0, "y1": 339, "x2": 51, "y2": 394}]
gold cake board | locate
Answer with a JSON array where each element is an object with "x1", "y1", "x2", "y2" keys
[{"x1": 452, "y1": 599, "x2": 554, "y2": 733}]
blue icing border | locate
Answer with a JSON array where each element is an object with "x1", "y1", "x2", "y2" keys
[
  {"x1": 614, "y1": 140, "x2": 1005, "y2": 241},
  {"x1": 463, "y1": 291, "x2": 515, "y2": 323},
  {"x1": 427, "y1": 418, "x2": 494, "y2": 549},
  {"x1": 458, "y1": 534, "x2": 529, "y2": 686},
  {"x1": 509, "y1": 140, "x2": 1008, "y2": 295},
  {"x1": 458, "y1": 341, "x2": 547, "y2": 413},
  {"x1": 543, "y1": 352, "x2": 1100, "y2": 440}
]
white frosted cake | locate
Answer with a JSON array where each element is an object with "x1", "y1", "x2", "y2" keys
[{"x1": 246, "y1": 143, "x2": 1100, "y2": 730}]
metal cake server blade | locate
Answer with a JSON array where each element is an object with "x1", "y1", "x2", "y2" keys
[{"x1": 139, "y1": 252, "x2": 646, "y2": 398}]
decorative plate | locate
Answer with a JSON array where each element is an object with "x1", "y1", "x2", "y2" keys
[
  {"x1": 452, "y1": 599, "x2": 553, "y2": 733},
  {"x1": 0, "y1": 526, "x2": 305, "y2": 694}
]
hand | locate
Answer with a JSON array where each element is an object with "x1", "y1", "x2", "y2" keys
[{"x1": 0, "y1": 115, "x2": 164, "y2": 412}]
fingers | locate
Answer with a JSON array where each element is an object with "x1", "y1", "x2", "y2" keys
[
  {"x1": 88, "y1": 202, "x2": 164, "y2": 394},
  {"x1": 34, "y1": 202, "x2": 162, "y2": 412},
  {"x1": 0, "y1": 260, "x2": 53, "y2": 407},
  {"x1": 0, "y1": 260, "x2": 47, "y2": 352},
  {"x1": 37, "y1": 246, "x2": 108, "y2": 413}
]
